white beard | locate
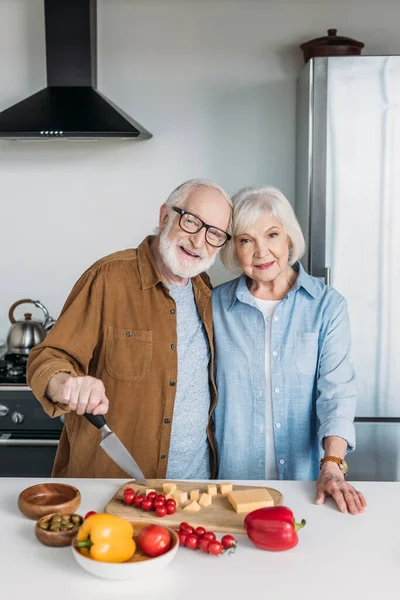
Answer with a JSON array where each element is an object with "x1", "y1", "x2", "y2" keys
[{"x1": 159, "y1": 221, "x2": 216, "y2": 278}]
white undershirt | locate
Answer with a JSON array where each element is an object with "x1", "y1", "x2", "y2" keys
[{"x1": 254, "y1": 297, "x2": 281, "y2": 480}]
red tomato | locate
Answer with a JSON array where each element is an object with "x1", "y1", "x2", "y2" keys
[
  {"x1": 221, "y1": 535, "x2": 237, "y2": 549},
  {"x1": 155, "y1": 494, "x2": 166, "y2": 504},
  {"x1": 166, "y1": 504, "x2": 176, "y2": 515},
  {"x1": 123, "y1": 488, "x2": 136, "y2": 505},
  {"x1": 195, "y1": 526, "x2": 206, "y2": 538},
  {"x1": 133, "y1": 494, "x2": 145, "y2": 507},
  {"x1": 199, "y1": 539, "x2": 210, "y2": 553},
  {"x1": 177, "y1": 531, "x2": 188, "y2": 547},
  {"x1": 147, "y1": 492, "x2": 157, "y2": 501},
  {"x1": 156, "y1": 505, "x2": 167, "y2": 518},
  {"x1": 141, "y1": 498, "x2": 153, "y2": 511},
  {"x1": 208, "y1": 541, "x2": 223, "y2": 556},
  {"x1": 202, "y1": 532, "x2": 216, "y2": 542},
  {"x1": 166, "y1": 498, "x2": 177, "y2": 508},
  {"x1": 179, "y1": 522, "x2": 194, "y2": 535},
  {"x1": 84, "y1": 511, "x2": 97, "y2": 520},
  {"x1": 138, "y1": 524, "x2": 171, "y2": 557},
  {"x1": 153, "y1": 500, "x2": 165, "y2": 510},
  {"x1": 185, "y1": 534, "x2": 199, "y2": 550}
]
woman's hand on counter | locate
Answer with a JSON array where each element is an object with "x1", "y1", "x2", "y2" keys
[{"x1": 315, "y1": 462, "x2": 367, "y2": 515}]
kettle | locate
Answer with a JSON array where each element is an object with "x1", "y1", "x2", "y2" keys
[{"x1": 6, "y1": 299, "x2": 56, "y2": 355}]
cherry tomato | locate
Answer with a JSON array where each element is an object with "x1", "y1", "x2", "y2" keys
[
  {"x1": 195, "y1": 526, "x2": 206, "y2": 538},
  {"x1": 177, "y1": 531, "x2": 188, "y2": 547},
  {"x1": 147, "y1": 492, "x2": 157, "y2": 501},
  {"x1": 199, "y1": 539, "x2": 210, "y2": 553},
  {"x1": 84, "y1": 511, "x2": 97, "y2": 519},
  {"x1": 185, "y1": 534, "x2": 199, "y2": 550},
  {"x1": 155, "y1": 505, "x2": 167, "y2": 517},
  {"x1": 166, "y1": 498, "x2": 177, "y2": 508},
  {"x1": 202, "y1": 532, "x2": 216, "y2": 542},
  {"x1": 138, "y1": 524, "x2": 171, "y2": 557},
  {"x1": 166, "y1": 503, "x2": 176, "y2": 515},
  {"x1": 142, "y1": 498, "x2": 153, "y2": 511},
  {"x1": 155, "y1": 494, "x2": 166, "y2": 504},
  {"x1": 153, "y1": 500, "x2": 165, "y2": 510},
  {"x1": 221, "y1": 535, "x2": 237, "y2": 549},
  {"x1": 133, "y1": 494, "x2": 145, "y2": 507},
  {"x1": 179, "y1": 522, "x2": 194, "y2": 535},
  {"x1": 123, "y1": 488, "x2": 136, "y2": 505},
  {"x1": 208, "y1": 541, "x2": 223, "y2": 556}
]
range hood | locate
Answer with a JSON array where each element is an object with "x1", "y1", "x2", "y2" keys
[{"x1": 0, "y1": 0, "x2": 152, "y2": 140}]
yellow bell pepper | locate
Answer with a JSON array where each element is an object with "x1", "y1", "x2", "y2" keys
[{"x1": 76, "y1": 513, "x2": 136, "y2": 563}]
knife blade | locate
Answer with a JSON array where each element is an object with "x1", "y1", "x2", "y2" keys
[{"x1": 84, "y1": 413, "x2": 147, "y2": 486}]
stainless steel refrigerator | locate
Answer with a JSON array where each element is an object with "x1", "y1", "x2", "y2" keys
[{"x1": 296, "y1": 56, "x2": 400, "y2": 481}]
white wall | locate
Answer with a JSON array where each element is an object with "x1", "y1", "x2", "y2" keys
[{"x1": 1, "y1": 0, "x2": 399, "y2": 339}]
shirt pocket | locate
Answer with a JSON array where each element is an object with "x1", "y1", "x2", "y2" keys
[
  {"x1": 294, "y1": 332, "x2": 319, "y2": 376},
  {"x1": 105, "y1": 327, "x2": 153, "y2": 381}
]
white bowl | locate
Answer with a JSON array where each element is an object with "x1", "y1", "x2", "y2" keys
[{"x1": 71, "y1": 523, "x2": 179, "y2": 581}]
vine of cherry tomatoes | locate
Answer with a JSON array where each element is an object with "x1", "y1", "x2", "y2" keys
[
  {"x1": 123, "y1": 487, "x2": 177, "y2": 518},
  {"x1": 175, "y1": 521, "x2": 237, "y2": 556}
]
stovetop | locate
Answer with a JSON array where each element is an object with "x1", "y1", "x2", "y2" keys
[{"x1": 0, "y1": 354, "x2": 28, "y2": 385}]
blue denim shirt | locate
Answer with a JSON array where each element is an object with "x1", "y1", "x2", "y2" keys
[{"x1": 212, "y1": 263, "x2": 357, "y2": 481}]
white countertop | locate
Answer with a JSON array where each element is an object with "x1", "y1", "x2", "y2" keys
[{"x1": 1, "y1": 478, "x2": 397, "y2": 599}]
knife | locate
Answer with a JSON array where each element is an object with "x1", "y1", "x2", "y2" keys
[{"x1": 84, "y1": 413, "x2": 147, "y2": 486}]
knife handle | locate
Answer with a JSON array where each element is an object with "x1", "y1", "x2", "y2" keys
[{"x1": 84, "y1": 413, "x2": 107, "y2": 429}]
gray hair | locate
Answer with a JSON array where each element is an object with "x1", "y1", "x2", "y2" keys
[
  {"x1": 220, "y1": 185, "x2": 306, "y2": 274},
  {"x1": 154, "y1": 179, "x2": 232, "y2": 235}
]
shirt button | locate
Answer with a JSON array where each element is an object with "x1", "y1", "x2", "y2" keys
[
  {"x1": 161, "y1": 454, "x2": 167, "y2": 459},
  {"x1": 272, "y1": 351, "x2": 278, "y2": 357},
  {"x1": 279, "y1": 459, "x2": 285, "y2": 465},
  {"x1": 275, "y1": 423, "x2": 281, "y2": 428},
  {"x1": 171, "y1": 344, "x2": 177, "y2": 350},
  {"x1": 126, "y1": 331, "x2": 133, "y2": 337},
  {"x1": 169, "y1": 381, "x2": 176, "y2": 386},
  {"x1": 164, "y1": 418, "x2": 171, "y2": 424},
  {"x1": 170, "y1": 309, "x2": 176, "y2": 314},
  {"x1": 274, "y1": 388, "x2": 280, "y2": 393},
  {"x1": 273, "y1": 316, "x2": 279, "y2": 322}
]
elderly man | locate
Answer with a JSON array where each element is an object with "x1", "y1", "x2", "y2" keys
[{"x1": 27, "y1": 179, "x2": 232, "y2": 479}]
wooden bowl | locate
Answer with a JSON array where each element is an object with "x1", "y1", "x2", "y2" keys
[
  {"x1": 18, "y1": 483, "x2": 81, "y2": 520},
  {"x1": 71, "y1": 522, "x2": 179, "y2": 580},
  {"x1": 35, "y1": 512, "x2": 84, "y2": 547}
]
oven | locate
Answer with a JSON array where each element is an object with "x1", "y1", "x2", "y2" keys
[{"x1": 0, "y1": 385, "x2": 63, "y2": 477}]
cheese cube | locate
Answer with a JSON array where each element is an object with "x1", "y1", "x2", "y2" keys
[
  {"x1": 145, "y1": 488, "x2": 156, "y2": 496},
  {"x1": 172, "y1": 489, "x2": 188, "y2": 504},
  {"x1": 163, "y1": 483, "x2": 177, "y2": 494},
  {"x1": 228, "y1": 488, "x2": 274, "y2": 514},
  {"x1": 199, "y1": 493, "x2": 212, "y2": 507},
  {"x1": 207, "y1": 484, "x2": 218, "y2": 496},
  {"x1": 165, "y1": 492, "x2": 174, "y2": 500},
  {"x1": 190, "y1": 489, "x2": 200, "y2": 502},
  {"x1": 183, "y1": 500, "x2": 201, "y2": 512},
  {"x1": 220, "y1": 482, "x2": 233, "y2": 494}
]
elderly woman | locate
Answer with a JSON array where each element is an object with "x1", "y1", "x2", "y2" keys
[{"x1": 212, "y1": 186, "x2": 367, "y2": 515}]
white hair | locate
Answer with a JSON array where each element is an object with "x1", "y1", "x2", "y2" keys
[
  {"x1": 220, "y1": 185, "x2": 306, "y2": 274},
  {"x1": 154, "y1": 178, "x2": 232, "y2": 234}
]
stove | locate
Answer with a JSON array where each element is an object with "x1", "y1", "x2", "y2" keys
[
  {"x1": 0, "y1": 353, "x2": 63, "y2": 477},
  {"x1": 0, "y1": 354, "x2": 29, "y2": 385}
]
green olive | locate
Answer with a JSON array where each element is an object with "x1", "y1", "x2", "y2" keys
[
  {"x1": 39, "y1": 522, "x2": 50, "y2": 530},
  {"x1": 71, "y1": 515, "x2": 81, "y2": 524}
]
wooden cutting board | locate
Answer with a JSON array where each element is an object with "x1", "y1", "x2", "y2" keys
[{"x1": 104, "y1": 479, "x2": 283, "y2": 535}]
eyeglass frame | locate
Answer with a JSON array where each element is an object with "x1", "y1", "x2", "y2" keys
[{"x1": 171, "y1": 206, "x2": 232, "y2": 247}]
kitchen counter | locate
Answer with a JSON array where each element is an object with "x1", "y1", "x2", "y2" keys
[{"x1": 1, "y1": 478, "x2": 396, "y2": 599}]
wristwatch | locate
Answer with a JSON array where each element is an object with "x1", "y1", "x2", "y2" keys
[{"x1": 320, "y1": 456, "x2": 349, "y2": 476}]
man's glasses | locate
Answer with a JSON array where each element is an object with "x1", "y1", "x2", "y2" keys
[{"x1": 172, "y1": 207, "x2": 231, "y2": 248}]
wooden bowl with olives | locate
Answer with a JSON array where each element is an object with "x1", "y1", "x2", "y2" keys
[{"x1": 35, "y1": 512, "x2": 84, "y2": 547}]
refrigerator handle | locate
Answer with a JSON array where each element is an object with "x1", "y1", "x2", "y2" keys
[{"x1": 324, "y1": 267, "x2": 331, "y2": 286}]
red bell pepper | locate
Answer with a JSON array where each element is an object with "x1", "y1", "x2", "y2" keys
[{"x1": 244, "y1": 506, "x2": 306, "y2": 551}]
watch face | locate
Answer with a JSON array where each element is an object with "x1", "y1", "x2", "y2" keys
[{"x1": 341, "y1": 459, "x2": 349, "y2": 475}]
